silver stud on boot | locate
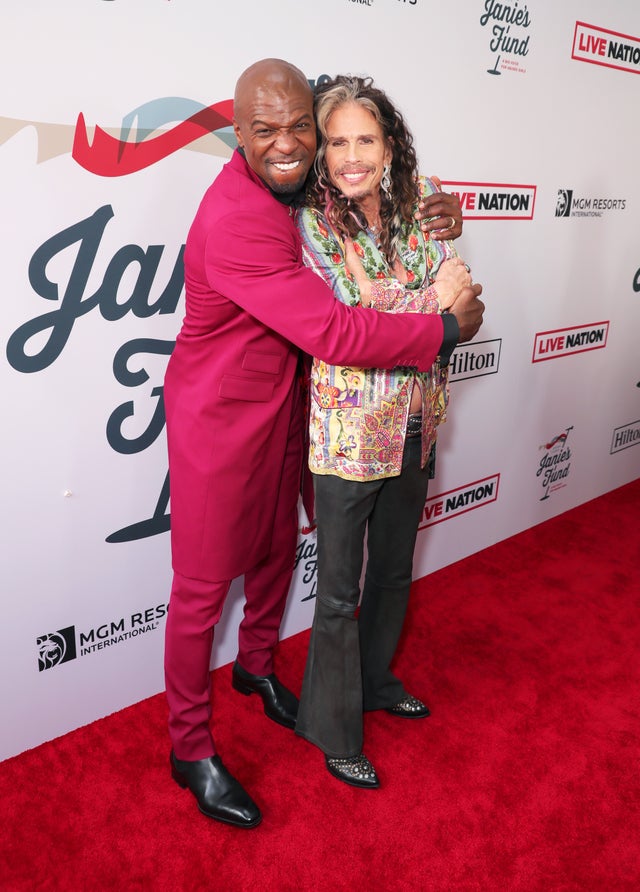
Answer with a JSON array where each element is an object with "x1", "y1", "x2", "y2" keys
[{"x1": 385, "y1": 694, "x2": 430, "y2": 718}]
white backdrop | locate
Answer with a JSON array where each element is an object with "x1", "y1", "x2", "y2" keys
[{"x1": 1, "y1": 0, "x2": 638, "y2": 762}]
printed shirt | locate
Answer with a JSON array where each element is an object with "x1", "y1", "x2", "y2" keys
[{"x1": 297, "y1": 176, "x2": 460, "y2": 482}]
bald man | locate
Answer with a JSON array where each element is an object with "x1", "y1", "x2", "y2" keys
[{"x1": 164, "y1": 58, "x2": 484, "y2": 827}]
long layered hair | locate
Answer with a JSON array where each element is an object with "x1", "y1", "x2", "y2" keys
[{"x1": 306, "y1": 75, "x2": 419, "y2": 264}]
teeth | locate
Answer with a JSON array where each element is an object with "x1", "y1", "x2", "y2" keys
[{"x1": 273, "y1": 161, "x2": 300, "y2": 171}]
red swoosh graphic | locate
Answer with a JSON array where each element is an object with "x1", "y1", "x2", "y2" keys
[
  {"x1": 72, "y1": 100, "x2": 234, "y2": 177},
  {"x1": 544, "y1": 433, "x2": 567, "y2": 450}
]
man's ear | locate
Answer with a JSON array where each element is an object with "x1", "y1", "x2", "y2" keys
[
  {"x1": 233, "y1": 120, "x2": 244, "y2": 148},
  {"x1": 384, "y1": 137, "x2": 393, "y2": 166}
]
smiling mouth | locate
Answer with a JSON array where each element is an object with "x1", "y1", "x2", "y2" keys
[
  {"x1": 340, "y1": 169, "x2": 373, "y2": 183},
  {"x1": 271, "y1": 160, "x2": 302, "y2": 172}
]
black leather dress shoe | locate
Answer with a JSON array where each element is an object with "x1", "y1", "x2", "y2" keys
[
  {"x1": 232, "y1": 661, "x2": 298, "y2": 729},
  {"x1": 385, "y1": 694, "x2": 430, "y2": 718},
  {"x1": 325, "y1": 754, "x2": 380, "y2": 789},
  {"x1": 171, "y1": 752, "x2": 261, "y2": 828}
]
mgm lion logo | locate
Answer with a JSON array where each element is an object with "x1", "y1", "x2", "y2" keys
[
  {"x1": 37, "y1": 627, "x2": 77, "y2": 671},
  {"x1": 555, "y1": 189, "x2": 573, "y2": 218}
]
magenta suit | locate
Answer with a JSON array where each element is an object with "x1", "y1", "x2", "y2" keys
[{"x1": 163, "y1": 150, "x2": 445, "y2": 759}]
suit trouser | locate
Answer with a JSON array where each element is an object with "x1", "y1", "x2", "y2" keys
[
  {"x1": 296, "y1": 435, "x2": 430, "y2": 758},
  {"x1": 164, "y1": 390, "x2": 304, "y2": 761}
]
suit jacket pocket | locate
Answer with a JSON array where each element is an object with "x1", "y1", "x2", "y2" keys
[
  {"x1": 242, "y1": 350, "x2": 282, "y2": 376},
  {"x1": 219, "y1": 374, "x2": 274, "y2": 402}
]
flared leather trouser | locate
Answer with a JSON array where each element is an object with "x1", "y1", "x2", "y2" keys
[{"x1": 296, "y1": 435, "x2": 431, "y2": 758}]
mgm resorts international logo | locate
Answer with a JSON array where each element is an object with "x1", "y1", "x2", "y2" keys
[
  {"x1": 36, "y1": 603, "x2": 167, "y2": 672},
  {"x1": 419, "y1": 474, "x2": 499, "y2": 529},
  {"x1": 556, "y1": 189, "x2": 626, "y2": 219},
  {"x1": 532, "y1": 322, "x2": 609, "y2": 363},
  {"x1": 443, "y1": 181, "x2": 536, "y2": 220},
  {"x1": 537, "y1": 427, "x2": 573, "y2": 501}
]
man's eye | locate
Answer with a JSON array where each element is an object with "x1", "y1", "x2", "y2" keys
[
  {"x1": 255, "y1": 129, "x2": 273, "y2": 138},
  {"x1": 295, "y1": 122, "x2": 311, "y2": 130}
]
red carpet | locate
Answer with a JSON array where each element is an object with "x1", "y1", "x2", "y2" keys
[{"x1": 2, "y1": 480, "x2": 639, "y2": 891}]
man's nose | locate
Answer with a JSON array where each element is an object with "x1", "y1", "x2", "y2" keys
[
  {"x1": 273, "y1": 130, "x2": 298, "y2": 153},
  {"x1": 343, "y1": 140, "x2": 359, "y2": 162}
]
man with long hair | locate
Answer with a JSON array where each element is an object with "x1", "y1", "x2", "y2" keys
[{"x1": 296, "y1": 75, "x2": 475, "y2": 787}]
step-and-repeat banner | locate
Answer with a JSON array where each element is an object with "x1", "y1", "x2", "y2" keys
[{"x1": 2, "y1": 1, "x2": 638, "y2": 761}]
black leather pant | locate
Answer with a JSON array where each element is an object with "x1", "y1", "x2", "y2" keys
[{"x1": 295, "y1": 435, "x2": 431, "y2": 757}]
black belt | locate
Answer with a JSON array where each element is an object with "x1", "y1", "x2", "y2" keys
[{"x1": 406, "y1": 413, "x2": 422, "y2": 438}]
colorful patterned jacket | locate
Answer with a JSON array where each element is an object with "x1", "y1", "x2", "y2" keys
[{"x1": 297, "y1": 177, "x2": 462, "y2": 482}]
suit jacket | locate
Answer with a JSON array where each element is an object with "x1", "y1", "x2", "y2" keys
[{"x1": 164, "y1": 150, "x2": 446, "y2": 582}]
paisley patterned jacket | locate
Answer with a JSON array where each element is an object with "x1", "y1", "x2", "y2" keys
[{"x1": 297, "y1": 177, "x2": 462, "y2": 482}]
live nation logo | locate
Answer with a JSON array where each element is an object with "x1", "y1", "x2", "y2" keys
[
  {"x1": 532, "y1": 322, "x2": 609, "y2": 363},
  {"x1": 418, "y1": 475, "x2": 499, "y2": 530},
  {"x1": 572, "y1": 21, "x2": 640, "y2": 75},
  {"x1": 479, "y1": 0, "x2": 532, "y2": 76},
  {"x1": 449, "y1": 338, "x2": 501, "y2": 382},
  {"x1": 442, "y1": 181, "x2": 536, "y2": 220},
  {"x1": 537, "y1": 428, "x2": 573, "y2": 501},
  {"x1": 36, "y1": 603, "x2": 168, "y2": 671},
  {"x1": 556, "y1": 189, "x2": 626, "y2": 219}
]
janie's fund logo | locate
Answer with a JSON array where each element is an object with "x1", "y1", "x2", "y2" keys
[
  {"x1": 537, "y1": 427, "x2": 573, "y2": 500},
  {"x1": 479, "y1": 0, "x2": 532, "y2": 76},
  {"x1": 294, "y1": 535, "x2": 318, "y2": 603},
  {"x1": 37, "y1": 627, "x2": 77, "y2": 671}
]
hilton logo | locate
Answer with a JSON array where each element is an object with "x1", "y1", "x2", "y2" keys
[
  {"x1": 610, "y1": 420, "x2": 640, "y2": 454},
  {"x1": 449, "y1": 338, "x2": 501, "y2": 382}
]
